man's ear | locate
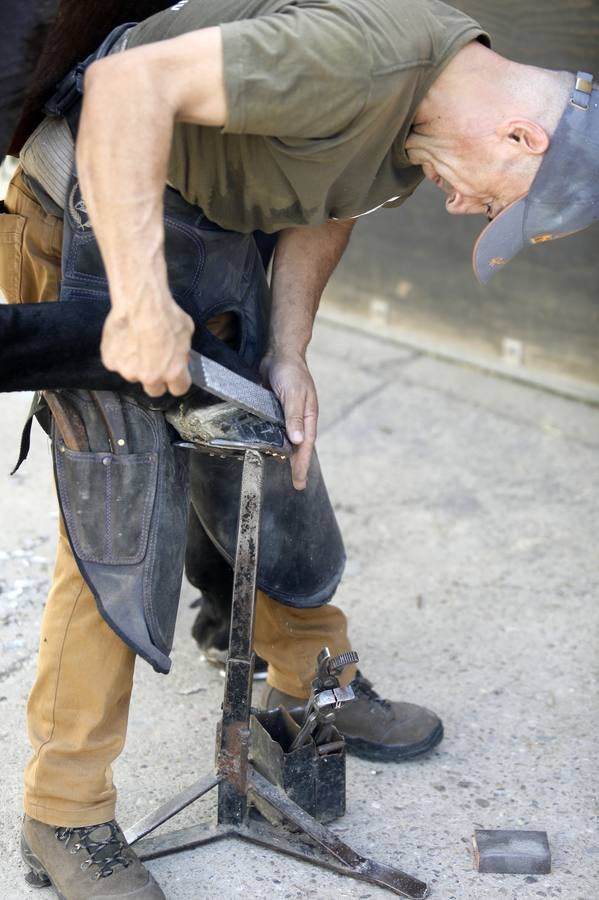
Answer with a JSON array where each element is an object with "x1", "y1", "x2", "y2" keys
[{"x1": 498, "y1": 119, "x2": 550, "y2": 155}]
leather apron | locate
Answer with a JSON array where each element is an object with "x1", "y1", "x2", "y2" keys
[{"x1": 48, "y1": 28, "x2": 346, "y2": 674}]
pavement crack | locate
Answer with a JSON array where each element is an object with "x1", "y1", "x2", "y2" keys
[
  {"x1": 320, "y1": 376, "x2": 398, "y2": 435},
  {"x1": 0, "y1": 655, "x2": 34, "y2": 682},
  {"x1": 394, "y1": 369, "x2": 599, "y2": 453}
]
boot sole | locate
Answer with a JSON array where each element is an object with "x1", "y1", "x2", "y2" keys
[
  {"x1": 21, "y1": 834, "x2": 67, "y2": 899},
  {"x1": 344, "y1": 721, "x2": 444, "y2": 763}
]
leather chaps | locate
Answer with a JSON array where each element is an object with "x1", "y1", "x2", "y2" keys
[{"x1": 2, "y1": 179, "x2": 346, "y2": 673}]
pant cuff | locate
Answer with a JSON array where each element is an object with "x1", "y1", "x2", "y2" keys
[{"x1": 24, "y1": 798, "x2": 117, "y2": 828}]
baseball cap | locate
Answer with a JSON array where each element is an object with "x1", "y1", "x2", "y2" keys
[{"x1": 473, "y1": 71, "x2": 599, "y2": 283}]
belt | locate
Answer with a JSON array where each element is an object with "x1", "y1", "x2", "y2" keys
[{"x1": 19, "y1": 116, "x2": 74, "y2": 210}]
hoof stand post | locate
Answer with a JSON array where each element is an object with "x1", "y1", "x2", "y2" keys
[{"x1": 124, "y1": 425, "x2": 429, "y2": 899}]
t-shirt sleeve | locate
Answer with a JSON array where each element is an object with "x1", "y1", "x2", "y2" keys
[{"x1": 220, "y1": 5, "x2": 371, "y2": 138}]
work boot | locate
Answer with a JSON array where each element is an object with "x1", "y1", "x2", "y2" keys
[
  {"x1": 260, "y1": 671, "x2": 444, "y2": 762},
  {"x1": 191, "y1": 595, "x2": 268, "y2": 679},
  {"x1": 21, "y1": 815, "x2": 165, "y2": 899}
]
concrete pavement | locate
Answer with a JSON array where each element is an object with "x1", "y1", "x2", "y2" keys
[{"x1": 0, "y1": 318, "x2": 598, "y2": 899}]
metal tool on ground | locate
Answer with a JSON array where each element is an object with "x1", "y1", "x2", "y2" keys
[
  {"x1": 473, "y1": 829, "x2": 551, "y2": 875},
  {"x1": 123, "y1": 398, "x2": 430, "y2": 899}
]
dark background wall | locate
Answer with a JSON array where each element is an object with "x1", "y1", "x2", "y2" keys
[{"x1": 327, "y1": 1, "x2": 599, "y2": 387}]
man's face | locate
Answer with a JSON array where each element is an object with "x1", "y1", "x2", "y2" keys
[{"x1": 405, "y1": 127, "x2": 535, "y2": 221}]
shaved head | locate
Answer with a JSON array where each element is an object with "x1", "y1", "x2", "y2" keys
[{"x1": 406, "y1": 41, "x2": 574, "y2": 221}]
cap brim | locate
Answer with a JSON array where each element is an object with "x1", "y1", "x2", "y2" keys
[{"x1": 472, "y1": 196, "x2": 528, "y2": 283}]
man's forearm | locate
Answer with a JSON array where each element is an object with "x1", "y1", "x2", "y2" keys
[
  {"x1": 77, "y1": 29, "x2": 226, "y2": 314},
  {"x1": 268, "y1": 219, "x2": 355, "y2": 359},
  {"x1": 262, "y1": 219, "x2": 354, "y2": 489},
  {"x1": 76, "y1": 61, "x2": 171, "y2": 318},
  {"x1": 75, "y1": 29, "x2": 227, "y2": 394}
]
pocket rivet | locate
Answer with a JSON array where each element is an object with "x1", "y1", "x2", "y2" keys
[
  {"x1": 117, "y1": 439, "x2": 126, "y2": 447},
  {"x1": 102, "y1": 457, "x2": 111, "y2": 466}
]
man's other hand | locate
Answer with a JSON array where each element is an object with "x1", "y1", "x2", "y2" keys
[
  {"x1": 260, "y1": 350, "x2": 318, "y2": 491},
  {"x1": 101, "y1": 301, "x2": 194, "y2": 397}
]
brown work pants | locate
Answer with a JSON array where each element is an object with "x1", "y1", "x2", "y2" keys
[{"x1": 1, "y1": 168, "x2": 356, "y2": 827}]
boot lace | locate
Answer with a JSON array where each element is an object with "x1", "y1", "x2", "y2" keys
[
  {"x1": 55, "y1": 821, "x2": 130, "y2": 879},
  {"x1": 350, "y1": 670, "x2": 392, "y2": 710}
]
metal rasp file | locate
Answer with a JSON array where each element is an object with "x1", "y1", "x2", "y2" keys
[
  {"x1": 0, "y1": 301, "x2": 284, "y2": 425},
  {"x1": 188, "y1": 350, "x2": 285, "y2": 426}
]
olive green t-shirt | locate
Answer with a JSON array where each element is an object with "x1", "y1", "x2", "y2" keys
[{"x1": 128, "y1": 0, "x2": 488, "y2": 232}]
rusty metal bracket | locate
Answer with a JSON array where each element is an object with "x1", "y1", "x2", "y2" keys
[{"x1": 125, "y1": 445, "x2": 429, "y2": 899}]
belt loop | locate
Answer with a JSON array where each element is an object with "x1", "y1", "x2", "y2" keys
[{"x1": 570, "y1": 71, "x2": 594, "y2": 111}]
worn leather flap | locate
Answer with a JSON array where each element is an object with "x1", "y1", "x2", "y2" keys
[
  {"x1": 189, "y1": 449, "x2": 346, "y2": 608},
  {"x1": 52, "y1": 389, "x2": 189, "y2": 673}
]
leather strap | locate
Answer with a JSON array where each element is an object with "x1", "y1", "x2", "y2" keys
[{"x1": 570, "y1": 71, "x2": 594, "y2": 111}]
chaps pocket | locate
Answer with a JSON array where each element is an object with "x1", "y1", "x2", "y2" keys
[
  {"x1": 0, "y1": 210, "x2": 25, "y2": 303},
  {"x1": 56, "y1": 447, "x2": 158, "y2": 565}
]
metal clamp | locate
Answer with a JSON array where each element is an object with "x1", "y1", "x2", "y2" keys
[{"x1": 570, "y1": 71, "x2": 594, "y2": 110}]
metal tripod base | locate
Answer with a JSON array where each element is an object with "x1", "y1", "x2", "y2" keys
[
  {"x1": 125, "y1": 448, "x2": 429, "y2": 899},
  {"x1": 126, "y1": 767, "x2": 428, "y2": 899}
]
